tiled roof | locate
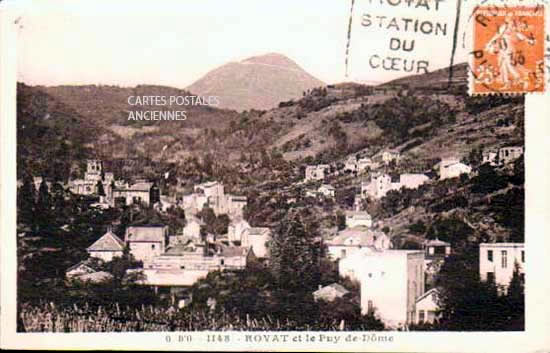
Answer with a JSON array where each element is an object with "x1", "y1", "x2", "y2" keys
[
  {"x1": 424, "y1": 238, "x2": 450, "y2": 247},
  {"x1": 246, "y1": 227, "x2": 270, "y2": 236},
  {"x1": 125, "y1": 226, "x2": 166, "y2": 242},
  {"x1": 129, "y1": 182, "x2": 154, "y2": 191},
  {"x1": 220, "y1": 246, "x2": 249, "y2": 258},
  {"x1": 345, "y1": 211, "x2": 372, "y2": 220},
  {"x1": 87, "y1": 231, "x2": 125, "y2": 252},
  {"x1": 415, "y1": 287, "x2": 440, "y2": 303},
  {"x1": 327, "y1": 227, "x2": 385, "y2": 247},
  {"x1": 314, "y1": 283, "x2": 350, "y2": 296},
  {"x1": 77, "y1": 271, "x2": 113, "y2": 283}
]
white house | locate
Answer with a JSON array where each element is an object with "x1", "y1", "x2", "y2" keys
[
  {"x1": 125, "y1": 225, "x2": 168, "y2": 264},
  {"x1": 482, "y1": 149, "x2": 499, "y2": 166},
  {"x1": 227, "y1": 217, "x2": 251, "y2": 243},
  {"x1": 340, "y1": 250, "x2": 425, "y2": 327},
  {"x1": 382, "y1": 150, "x2": 400, "y2": 164},
  {"x1": 479, "y1": 243, "x2": 524, "y2": 291},
  {"x1": 345, "y1": 211, "x2": 372, "y2": 228},
  {"x1": 498, "y1": 146, "x2": 523, "y2": 165},
  {"x1": 313, "y1": 283, "x2": 350, "y2": 302},
  {"x1": 318, "y1": 184, "x2": 335, "y2": 198},
  {"x1": 87, "y1": 229, "x2": 125, "y2": 262},
  {"x1": 112, "y1": 181, "x2": 160, "y2": 206},
  {"x1": 344, "y1": 156, "x2": 358, "y2": 172},
  {"x1": 357, "y1": 157, "x2": 376, "y2": 172},
  {"x1": 399, "y1": 174, "x2": 430, "y2": 189},
  {"x1": 362, "y1": 173, "x2": 428, "y2": 199},
  {"x1": 305, "y1": 165, "x2": 329, "y2": 181},
  {"x1": 183, "y1": 181, "x2": 247, "y2": 217},
  {"x1": 183, "y1": 216, "x2": 204, "y2": 239},
  {"x1": 423, "y1": 238, "x2": 451, "y2": 259},
  {"x1": 66, "y1": 261, "x2": 100, "y2": 279},
  {"x1": 327, "y1": 228, "x2": 390, "y2": 261},
  {"x1": 439, "y1": 159, "x2": 472, "y2": 180},
  {"x1": 242, "y1": 227, "x2": 271, "y2": 258},
  {"x1": 414, "y1": 288, "x2": 441, "y2": 324},
  {"x1": 137, "y1": 242, "x2": 253, "y2": 287}
]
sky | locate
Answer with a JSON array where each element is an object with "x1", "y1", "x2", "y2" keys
[{"x1": 13, "y1": 0, "x2": 469, "y2": 88}]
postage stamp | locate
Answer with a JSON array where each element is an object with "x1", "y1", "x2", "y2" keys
[
  {"x1": 1, "y1": 0, "x2": 550, "y2": 352},
  {"x1": 471, "y1": 5, "x2": 546, "y2": 94}
]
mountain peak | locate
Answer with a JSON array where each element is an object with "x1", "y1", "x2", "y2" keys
[
  {"x1": 187, "y1": 53, "x2": 324, "y2": 111},
  {"x1": 240, "y1": 53, "x2": 301, "y2": 70}
]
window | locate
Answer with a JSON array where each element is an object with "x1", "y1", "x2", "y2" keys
[
  {"x1": 221, "y1": 259, "x2": 225, "y2": 265},
  {"x1": 341, "y1": 249, "x2": 346, "y2": 258},
  {"x1": 487, "y1": 250, "x2": 493, "y2": 262},
  {"x1": 487, "y1": 272, "x2": 495, "y2": 283},
  {"x1": 152, "y1": 244, "x2": 156, "y2": 250},
  {"x1": 367, "y1": 300, "x2": 374, "y2": 314},
  {"x1": 501, "y1": 250, "x2": 508, "y2": 268},
  {"x1": 419, "y1": 310, "x2": 425, "y2": 323},
  {"x1": 522, "y1": 250, "x2": 525, "y2": 263}
]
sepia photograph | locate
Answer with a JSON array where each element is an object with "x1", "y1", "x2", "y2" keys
[{"x1": 1, "y1": 0, "x2": 549, "y2": 351}]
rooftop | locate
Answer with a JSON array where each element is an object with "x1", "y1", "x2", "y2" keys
[
  {"x1": 125, "y1": 225, "x2": 167, "y2": 242},
  {"x1": 87, "y1": 231, "x2": 125, "y2": 252}
]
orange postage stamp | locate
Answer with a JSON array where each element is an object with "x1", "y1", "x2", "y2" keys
[{"x1": 471, "y1": 5, "x2": 546, "y2": 94}]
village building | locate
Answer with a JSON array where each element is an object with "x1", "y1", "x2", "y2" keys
[
  {"x1": 76, "y1": 271, "x2": 113, "y2": 283},
  {"x1": 154, "y1": 195, "x2": 177, "y2": 213},
  {"x1": 318, "y1": 184, "x2": 335, "y2": 198},
  {"x1": 313, "y1": 283, "x2": 350, "y2": 302},
  {"x1": 414, "y1": 288, "x2": 441, "y2": 325},
  {"x1": 182, "y1": 181, "x2": 247, "y2": 218},
  {"x1": 399, "y1": 174, "x2": 430, "y2": 189},
  {"x1": 66, "y1": 261, "x2": 101, "y2": 279},
  {"x1": 345, "y1": 210, "x2": 372, "y2": 228},
  {"x1": 344, "y1": 156, "x2": 358, "y2": 172},
  {"x1": 69, "y1": 160, "x2": 115, "y2": 196},
  {"x1": 305, "y1": 165, "x2": 330, "y2": 181},
  {"x1": 227, "y1": 217, "x2": 251, "y2": 243},
  {"x1": 423, "y1": 238, "x2": 451, "y2": 259},
  {"x1": 357, "y1": 157, "x2": 376, "y2": 172},
  {"x1": 183, "y1": 216, "x2": 203, "y2": 239},
  {"x1": 242, "y1": 227, "x2": 271, "y2": 258},
  {"x1": 112, "y1": 180, "x2": 160, "y2": 206},
  {"x1": 125, "y1": 225, "x2": 168, "y2": 263},
  {"x1": 339, "y1": 249, "x2": 425, "y2": 327},
  {"x1": 439, "y1": 159, "x2": 472, "y2": 180},
  {"x1": 382, "y1": 150, "x2": 401, "y2": 164},
  {"x1": 326, "y1": 228, "x2": 390, "y2": 261},
  {"x1": 33, "y1": 176, "x2": 53, "y2": 192},
  {"x1": 498, "y1": 146, "x2": 524, "y2": 165},
  {"x1": 362, "y1": 173, "x2": 429, "y2": 199},
  {"x1": 479, "y1": 243, "x2": 524, "y2": 291},
  {"x1": 87, "y1": 229, "x2": 125, "y2": 262},
  {"x1": 137, "y1": 241, "x2": 253, "y2": 287},
  {"x1": 482, "y1": 149, "x2": 499, "y2": 166}
]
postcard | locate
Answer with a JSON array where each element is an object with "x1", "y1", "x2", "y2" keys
[{"x1": 1, "y1": 0, "x2": 549, "y2": 351}]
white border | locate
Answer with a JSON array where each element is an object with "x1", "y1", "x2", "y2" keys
[{"x1": 1, "y1": 1, "x2": 550, "y2": 351}]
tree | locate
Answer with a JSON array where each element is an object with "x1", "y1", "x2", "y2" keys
[
  {"x1": 35, "y1": 179, "x2": 52, "y2": 231},
  {"x1": 504, "y1": 262, "x2": 524, "y2": 330},
  {"x1": 435, "y1": 249, "x2": 522, "y2": 331},
  {"x1": 96, "y1": 180, "x2": 106, "y2": 197},
  {"x1": 336, "y1": 211, "x2": 346, "y2": 231},
  {"x1": 269, "y1": 210, "x2": 323, "y2": 291},
  {"x1": 104, "y1": 246, "x2": 142, "y2": 288},
  {"x1": 17, "y1": 173, "x2": 36, "y2": 226}
]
